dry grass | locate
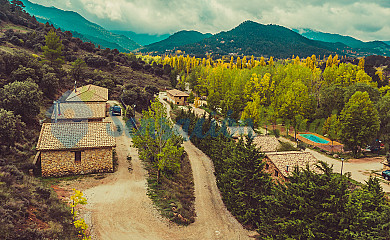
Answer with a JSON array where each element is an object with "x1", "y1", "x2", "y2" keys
[{"x1": 145, "y1": 152, "x2": 196, "y2": 225}]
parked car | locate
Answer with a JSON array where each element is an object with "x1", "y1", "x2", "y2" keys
[
  {"x1": 382, "y1": 170, "x2": 390, "y2": 180},
  {"x1": 111, "y1": 105, "x2": 121, "y2": 116}
]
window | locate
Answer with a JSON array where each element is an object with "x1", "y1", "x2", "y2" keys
[
  {"x1": 177, "y1": 102, "x2": 180, "y2": 104},
  {"x1": 275, "y1": 170, "x2": 278, "y2": 177},
  {"x1": 75, "y1": 151, "x2": 81, "y2": 163},
  {"x1": 265, "y1": 164, "x2": 269, "y2": 170}
]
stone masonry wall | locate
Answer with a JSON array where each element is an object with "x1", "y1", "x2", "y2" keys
[
  {"x1": 41, "y1": 147, "x2": 113, "y2": 177},
  {"x1": 264, "y1": 157, "x2": 288, "y2": 183},
  {"x1": 167, "y1": 93, "x2": 187, "y2": 105}
]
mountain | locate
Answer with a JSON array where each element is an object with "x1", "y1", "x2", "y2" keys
[
  {"x1": 20, "y1": 0, "x2": 141, "y2": 52},
  {"x1": 140, "y1": 30, "x2": 212, "y2": 53},
  {"x1": 175, "y1": 21, "x2": 335, "y2": 58},
  {"x1": 295, "y1": 28, "x2": 390, "y2": 56},
  {"x1": 294, "y1": 28, "x2": 366, "y2": 48},
  {"x1": 111, "y1": 30, "x2": 170, "y2": 46}
]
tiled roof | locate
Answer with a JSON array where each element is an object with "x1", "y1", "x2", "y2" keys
[
  {"x1": 167, "y1": 89, "x2": 189, "y2": 97},
  {"x1": 51, "y1": 103, "x2": 106, "y2": 120},
  {"x1": 265, "y1": 151, "x2": 319, "y2": 177},
  {"x1": 229, "y1": 126, "x2": 256, "y2": 138},
  {"x1": 253, "y1": 135, "x2": 281, "y2": 152},
  {"x1": 66, "y1": 84, "x2": 108, "y2": 102},
  {"x1": 36, "y1": 122, "x2": 116, "y2": 151}
]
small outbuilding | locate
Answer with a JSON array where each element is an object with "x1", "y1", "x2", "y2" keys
[
  {"x1": 35, "y1": 122, "x2": 116, "y2": 177},
  {"x1": 264, "y1": 151, "x2": 319, "y2": 182},
  {"x1": 166, "y1": 89, "x2": 189, "y2": 106}
]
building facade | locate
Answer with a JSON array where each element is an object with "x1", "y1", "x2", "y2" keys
[
  {"x1": 36, "y1": 122, "x2": 116, "y2": 177},
  {"x1": 264, "y1": 151, "x2": 319, "y2": 182},
  {"x1": 166, "y1": 89, "x2": 190, "y2": 105}
]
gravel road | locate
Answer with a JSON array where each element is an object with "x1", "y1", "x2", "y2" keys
[{"x1": 80, "y1": 99, "x2": 255, "y2": 239}]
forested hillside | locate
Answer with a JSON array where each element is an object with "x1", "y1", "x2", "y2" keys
[
  {"x1": 140, "y1": 30, "x2": 212, "y2": 53},
  {"x1": 20, "y1": 0, "x2": 141, "y2": 52},
  {"x1": 0, "y1": 1, "x2": 171, "y2": 238},
  {"x1": 153, "y1": 21, "x2": 336, "y2": 58},
  {"x1": 296, "y1": 28, "x2": 390, "y2": 57}
]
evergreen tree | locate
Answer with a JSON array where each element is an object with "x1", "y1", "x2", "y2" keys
[
  {"x1": 71, "y1": 58, "x2": 87, "y2": 82},
  {"x1": 41, "y1": 29, "x2": 64, "y2": 67},
  {"x1": 220, "y1": 137, "x2": 273, "y2": 229}
]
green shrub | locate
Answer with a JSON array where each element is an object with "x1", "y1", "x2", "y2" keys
[{"x1": 277, "y1": 141, "x2": 298, "y2": 151}]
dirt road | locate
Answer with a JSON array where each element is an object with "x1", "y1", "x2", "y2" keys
[{"x1": 80, "y1": 101, "x2": 254, "y2": 239}]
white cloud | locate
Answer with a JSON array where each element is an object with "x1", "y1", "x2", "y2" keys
[{"x1": 29, "y1": 0, "x2": 390, "y2": 41}]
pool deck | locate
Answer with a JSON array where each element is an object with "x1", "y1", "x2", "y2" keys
[{"x1": 292, "y1": 132, "x2": 344, "y2": 152}]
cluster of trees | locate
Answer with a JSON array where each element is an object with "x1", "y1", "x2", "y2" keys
[
  {"x1": 164, "y1": 53, "x2": 389, "y2": 157},
  {"x1": 120, "y1": 84, "x2": 158, "y2": 112},
  {"x1": 175, "y1": 110, "x2": 390, "y2": 239},
  {"x1": 132, "y1": 98, "x2": 183, "y2": 182}
]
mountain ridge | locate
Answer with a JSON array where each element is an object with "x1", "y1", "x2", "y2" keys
[
  {"x1": 111, "y1": 30, "x2": 170, "y2": 46},
  {"x1": 20, "y1": 0, "x2": 141, "y2": 52},
  {"x1": 175, "y1": 20, "x2": 335, "y2": 58},
  {"x1": 295, "y1": 28, "x2": 390, "y2": 56},
  {"x1": 140, "y1": 30, "x2": 212, "y2": 53}
]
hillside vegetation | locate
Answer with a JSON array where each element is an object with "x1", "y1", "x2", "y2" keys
[
  {"x1": 0, "y1": 1, "x2": 172, "y2": 238},
  {"x1": 140, "y1": 30, "x2": 212, "y2": 53},
  {"x1": 20, "y1": 0, "x2": 141, "y2": 52}
]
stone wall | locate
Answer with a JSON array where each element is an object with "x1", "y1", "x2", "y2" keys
[
  {"x1": 41, "y1": 147, "x2": 113, "y2": 177},
  {"x1": 264, "y1": 157, "x2": 288, "y2": 183},
  {"x1": 167, "y1": 93, "x2": 187, "y2": 105}
]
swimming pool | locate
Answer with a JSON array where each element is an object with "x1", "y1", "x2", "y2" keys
[{"x1": 299, "y1": 134, "x2": 329, "y2": 144}]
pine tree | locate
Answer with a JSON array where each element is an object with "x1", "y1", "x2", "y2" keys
[{"x1": 41, "y1": 29, "x2": 64, "y2": 67}]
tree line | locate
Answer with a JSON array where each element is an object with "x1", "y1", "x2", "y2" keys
[
  {"x1": 175, "y1": 109, "x2": 390, "y2": 239},
  {"x1": 159, "y1": 54, "x2": 390, "y2": 157}
]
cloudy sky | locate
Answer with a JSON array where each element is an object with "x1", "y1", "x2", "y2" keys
[{"x1": 29, "y1": 0, "x2": 390, "y2": 41}]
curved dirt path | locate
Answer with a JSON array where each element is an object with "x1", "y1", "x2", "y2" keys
[{"x1": 81, "y1": 100, "x2": 255, "y2": 239}]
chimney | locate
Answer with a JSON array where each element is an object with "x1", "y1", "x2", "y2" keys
[
  {"x1": 53, "y1": 101, "x2": 57, "y2": 123},
  {"x1": 57, "y1": 101, "x2": 61, "y2": 116},
  {"x1": 74, "y1": 81, "x2": 77, "y2": 93},
  {"x1": 286, "y1": 165, "x2": 289, "y2": 172}
]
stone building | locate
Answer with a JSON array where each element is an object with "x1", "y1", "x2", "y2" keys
[
  {"x1": 264, "y1": 151, "x2": 319, "y2": 182},
  {"x1": 66, "y1": 84, "x2": 109, "y2": 103},
  {"x1": 51, "y1": 102, "x2": 107, "y2": 123},
  {"x1": 35, "y1": 122, "x2": 116, "y2": 177},
  {"x1": 166, "y1": 89, "x2": 189, "y2": 105}
]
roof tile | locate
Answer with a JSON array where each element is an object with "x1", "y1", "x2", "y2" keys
[
  {"x1": 265, "y1": 151, "x2": 319, "y2": 177},
  {"x1": 51, "y1": 102, "x2": 106, "y2": 120},
  {"x1": 36, "y1": 122, "x2": 116, "y2": 150},
  {"x1": 66, "y1": 84, "x2": 108, "y2": 102}
]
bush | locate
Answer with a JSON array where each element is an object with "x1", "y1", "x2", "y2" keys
[
  {"x1": 270, "y1": 129, "x2": 280, "y2": 138},
  {"x1": 84, "y1": 55, "x2": 108, "y2": 68},
  {"x1": 277, "y1": 141, "x2": 298, "y2": 151}
]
